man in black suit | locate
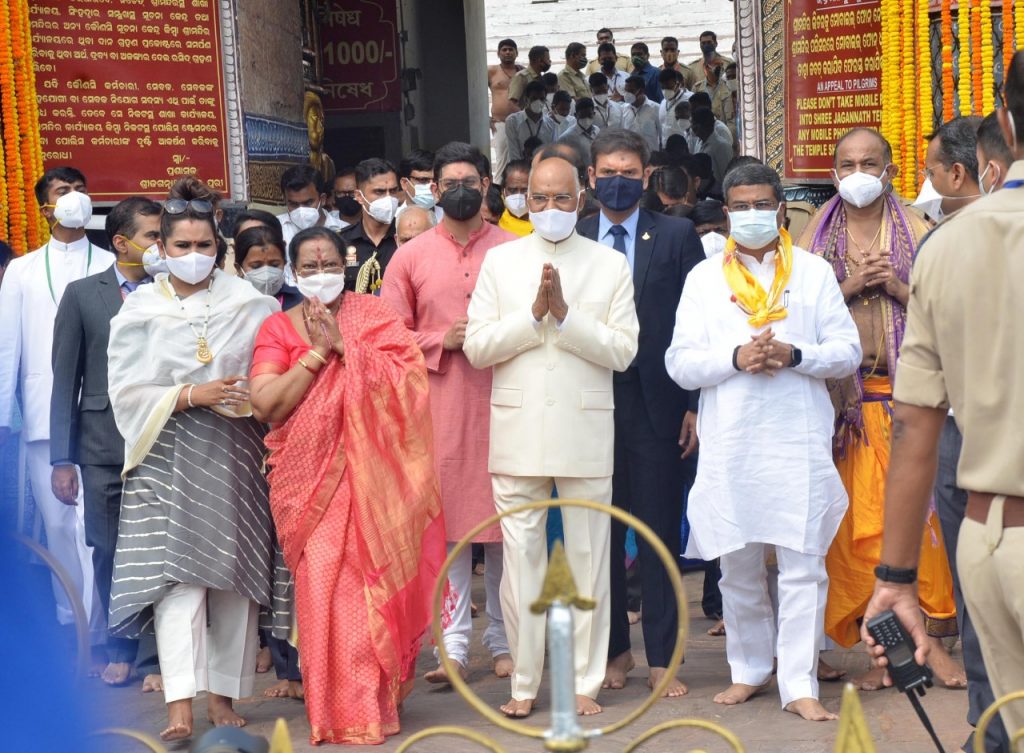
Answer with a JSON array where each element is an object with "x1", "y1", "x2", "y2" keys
[
  {"x1": 577, "y1": 128, "x2": 705, "y2": 696},
  {"x1": 50, "y1": 197, "x2": 161, "y2": 685}
]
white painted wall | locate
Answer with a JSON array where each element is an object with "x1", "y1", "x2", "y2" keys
[{"x1": 483, "y1": 0, "x2": 736, "y2": 71}]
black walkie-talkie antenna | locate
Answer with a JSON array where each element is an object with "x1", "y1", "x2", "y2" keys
[{"x1": 907, "y1": 687, "x2": 945, "y2": 753}]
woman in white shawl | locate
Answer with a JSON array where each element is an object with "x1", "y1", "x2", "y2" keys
[{"x1": 106, "y1": 182, "x2": 279, "y2": 741}]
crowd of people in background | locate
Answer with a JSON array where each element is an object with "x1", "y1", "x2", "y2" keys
[{"x1": 2, "y1": 33, "x2": 1024, "y2": 753}]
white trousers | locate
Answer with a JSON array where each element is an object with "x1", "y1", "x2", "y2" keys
[
  {"x1": 720, "y1": 543, "x2": 827, "y2": 707},
  {"x1": 26, "y1": 440, "x2": 102, "y2": 636},
  {"x1": 492, "y1": 121, "x2": 510, "y2": 184},
  {"x1": 153, "y1": 583, "x2": 259, "y2": 703},
  {"x1": 492, "y1": 474, "x2": 611, "y2": 701},
  {"x1": 435, "y1": 541, "x2": 509, "y2": 666}
]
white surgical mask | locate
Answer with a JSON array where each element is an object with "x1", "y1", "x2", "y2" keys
[
  {"x1": 528, "y1": 99, "x2": 545, "y2": 115},
  {"x1": 142, "y1": 244, "x2": 167, "y2": 276},
  {"x1": 52, "y1": 190, "x2": 93, "y2": 229},
  {"x1": 529, "y1": 207, "x2": 578, "y2": 242},
  {"x1": 623, "y1": 91, "x2": 637, "y2": 106},
  {"x1": 504, "y1": 193, "x2": 529, "y2": 218},
  {"x1": 296, "y1": 271, "x2": 345, "y2": 304},
  {"x1": 362, "y1": 193, "x2": 399, "y2": 225},
  {"x1": 701, "y1": 231, "x2": 727, "y2": 257},
  {"x1": 593, "y1": 93, "x2": 609, "y2": 106},
  {"x1": 728, "y1": 209, "x2": 780, "y2": 249},
  {"x1": 661, "y1": 89, "x2": 678, "y2": 102},
  {"x1": 288, "y1": 205, "x2": 321, "y2": 231},
  {"x1": 411, "y1": 182, "x2": 436, "y2": 209},
  {"x1": 244, "y1": 265, "x2": 285, "y2": 296},
  {"x1": 577, "y1": 117, "x2": 594, "y2": 130},
  {"x1": 978, "y1": 162, "x2": 1000, "y2": 195},
  {"x1": 835, "y1": 168, "x2": 888, "y2": 208},
  {"x1": 165, "y1": 251, "x2": 217, "y2": 285},
  {"x1": 676, "y1": 118, "x2": 691, "y2": 131}
]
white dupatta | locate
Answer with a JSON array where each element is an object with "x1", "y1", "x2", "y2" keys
[{"x1": 107, "y1": 269, "x2": 280, "y2": 473}]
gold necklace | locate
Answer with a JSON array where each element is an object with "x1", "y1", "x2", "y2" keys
[
  {"x1": 844, "y1": 223, "x2": 883, "y2": 264},
  {"x1": 171, "y1": 276, "x2": 215, "y2": 364}
]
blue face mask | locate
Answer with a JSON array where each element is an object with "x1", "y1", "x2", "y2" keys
[{"x1": 594, "y1": 175, "x2": 644, "y2": 212}]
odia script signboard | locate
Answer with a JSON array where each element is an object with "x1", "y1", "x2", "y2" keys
[
  {"x1": 784, "y1": 0, "x2": 883, "y2": 181},
  {"x1": 320, "y1": 0, "x2": 402, "y2": 113},
  {"x1": 30, "y1": 0, "x2": 237, "y2": 201}
]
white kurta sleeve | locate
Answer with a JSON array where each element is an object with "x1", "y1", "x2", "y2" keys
[
  {"x1": 665, "y1": 271, "x2": 739, "y2": 390},
  {"x1": 555, "y1": 258, "x2": 639, "y2": 371},
  {"x1": 0, "y1": 261, "x2": 24, "y2": 428},
  {"x1": 464, "y1": 253, "x2": 543, "y2": 369},
  {"x1": 793, "y1": 267, "x2": 862, "y2": 379}
]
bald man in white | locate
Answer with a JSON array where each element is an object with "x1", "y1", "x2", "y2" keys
[
  {"x1": 395, "y1": 205, "x2": 435, "y2": 246},
  {"x1": 464, "y1": 156, "x2": 639, "y2": 718}
]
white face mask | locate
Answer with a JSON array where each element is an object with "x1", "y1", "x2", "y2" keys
[
  {"x1": 296, "y1": 271, "x2": 345, "y2": 304},
  {"x1": 835, "y1": 168, "x2": 888, "y2": 208},
  {"x1": 142, "y1": 244, "x2": 167, "y2": 276},
  {"x1": 529, "y1": 207, "x2": 579, "y2": 242},
  {"x1": 289, "y1": 205, "x2": 321, "y2": 231},
  {"x1": 978, "y1": 162, "x2": 1000, "y2": 195},
  {"x1": 504, "y1": 193, "x2": 529, "y2": 218},
  {"x1": 244, "y1": 265, "x2": 285, "y2": 296},
  {"x1": 577, "y1": 117, "x2": 594, "y2": 130},
  {"x1": 165, "y1": 250, "x2": 217, "y2": 285},
  {"x1": 661, "y1": 89, "x2": 678, "y2": 102},
  {"x1": 52, "y1": 190, "x2": 93, "y2": 229},
  {"x1": 593, "y1": 93, "x2": 609, "y2": 106},
  {"x1": 362, "y1": 193, "x2": 399, "y2": 225},
  {"x1": 728, "y1": 209, "x2": 780, "y2": 249},
  {"x1": 528, "y1": 99, "x2": 545, "y2": 115},
  {"x1": 411, "y1": 182, "x2": 436, "y2": 209},
  {"x1": 701, "y1": 231, "x2": 727, "y2": 257},
  {"x1": 623, "y1": 91, "x2": 637, "y2": 106},
  {"x1": 677, "y1": 118, "x2": 691, "y2": 131}
]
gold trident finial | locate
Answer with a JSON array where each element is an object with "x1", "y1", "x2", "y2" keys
[
  {"x1": 270, "y1": 717, "x2": 295, "y2": 753},
  {"x1": 833, "y1": 683, "x2": 877, "y2": 753},
  {"x1": 529, "y1": 540, "x2": 597, "y2": 615}
]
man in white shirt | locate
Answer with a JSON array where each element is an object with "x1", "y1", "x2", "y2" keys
[
  {"x1": 589, "y1": 73, "x2": 624, "y2": 130},
  {"x1": 595, "y1": 43, "x2": 629, "y2": 99},
  {"x1": 620, "y1": 75, "x2": 661, "y2": 154},
  {"x1": 692, "y1": 108, "x2": 734, "y2": 188},
  {"x1": 558, "y1": 97, "x2": 600, "y2": 165},
  {"x1": 0, "y1": 166, "x2": 114, "y2": 637},
  {"x1": 550, "y1": 90, "x2": 577, "y2": 140},
  {"x1": 276, "y1": 164, "x2": 347, "y2": 249},
  {"x1": 658, "y1": 69, "x2": 691, "y2": 147},
  {"x1": 686, "y1": 92, "x2": 733, "y2": 153},
  {"x1": 505, "y1": 79, "x2": 558, "y2": 161},
  {"x1": 665, "y1": 163, "x2": 861, "y2": 721},
  {"x1": 464, "y1": 155, "x2": 639, "y2": 719}
]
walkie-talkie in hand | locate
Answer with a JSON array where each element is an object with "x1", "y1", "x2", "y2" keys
[
  {"x1": 866, "y1": 610, "x2": 944, "y2": 753},
  {"x1": 866, "y1": 610, "x2": 933, "y2": 693}
]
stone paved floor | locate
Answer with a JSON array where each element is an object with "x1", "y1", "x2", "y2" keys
[{"x1": 89, "y1": 572, "x2": 972, "y2": 753}]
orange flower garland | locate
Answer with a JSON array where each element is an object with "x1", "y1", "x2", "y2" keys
[
  {"x1": 10, "y1": 0, "x2": 40, "y2": 251},
  {"x1": 902, "y1": 0, "x2": 917, "y2": 195},
  {"x1": 18, "y1": 0, "x2": 45, "y2": 248},
  {"x1": 919, "y1": 0, "x2": 933, "y2": 188},
  {"x1": 958, "y1": 3, "x2": 973, "y2": 115},
  {"x1": 980, "y1": 0, "x2": 994, "y2": 114},
  {"x1": 941, "y1": 0, "x2": 955, "y2": 121},
  {"x1": 971, "y1": 0, "x2": 983, "y2": 115},
  {"x1": 0, "y1": 0, "x2": 27, "y2": 254}
]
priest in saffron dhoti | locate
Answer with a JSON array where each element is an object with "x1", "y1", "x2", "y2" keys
[
  {"x1": 666, "y1": 163, "x2": 861, "y2": 721},
  {"x1": 799, "y1": 128, "x2": 964, "y2": 691}
]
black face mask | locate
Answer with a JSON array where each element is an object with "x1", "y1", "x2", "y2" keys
[
  {"x1": 335, "y1": 195, "x2": 361, "y2": 216},
  {"x1": 438, "y1": 185, "x2": 483, "y2": 221}
]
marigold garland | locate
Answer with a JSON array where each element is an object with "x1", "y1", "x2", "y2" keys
[
  {"x1": 941, "y1": 0, "x2": 955, "y2": 121},
  {"x1": 979, "y1": 0, "x2": 994, "y2": 114},
  {"x1": 918, "y1": 0, "x2": 933, "y2": 185},
  {"x1": 20, "y1": 0, "x2": 44, "y2": 248},
  {"x1": 1016, "y1": 0, "x2": 1023, "y2": 49},
  {"x1": 1, "y1": 0, "x2": 27, "y2": 253},
  {"x1": 958, "y1": 4, "x2": 973, "y2": 115},
  {"x1": 903, "y1": 0, "x2": 917, "y2": 195}
]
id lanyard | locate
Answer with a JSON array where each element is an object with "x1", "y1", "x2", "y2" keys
[{"x1": 45, "y1": 240, "x2": 92, "y2": 304}]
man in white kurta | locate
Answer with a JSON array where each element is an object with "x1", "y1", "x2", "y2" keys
[
  {"x1": 0, "y1": 168, "x2": 113, "y2": 636},
  {"x1": 665, "y1": 164, "x2": 860, "y2": 721},
  {"x1": 464, "y1": 156, "x2": 639, "y2": 718}
]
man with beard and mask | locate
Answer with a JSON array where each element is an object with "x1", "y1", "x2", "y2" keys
[
  {"x1": 667, "y1": 163, "x2": 861, "y2": 721},
  {"x1": 621, "y1": 75, "x2": 661, "y2": 153},
  {"x1": 595, "y1": 43, "x2": 630, "y2": 100},
  {"x1": 688, "y1": 30, "x2": 734, "y2": 89},
  {"x1": 276, "y1": 164, "x2": 346, "y2": 250},
  {"x1": 576, "y1": 128, "x2": 705, "y2": 698},
  {"x1": 797, "y1": 128, "x2": 966, "y2": 692},
  {"x1": 398, "y1": 149, "x2": 443, "y2": 224},
  {"x1": 585, "y1": 28, "x2": 632, "y2": 75},
  {"x1": 464, "y1": 155, "x2": 639, "y2": 719},
  {"x1": 381, "y1": 142, "x2": 517, "y2": 687},
  {"x1": 329, "y1": 167, "x2": 362, "y2": 226},
  {"x1": 0, "y1": 166, "x2": 114, "y2": 651},
  {"x1": 589, "y1": 72, "x2": 625, "y2": 129},
  {"x1": 659, "y1": 36, "x2": 697, "y2": 89},
  {"x1": 915, "y1": 116, "x2": 983, "y2": 222},
  {"x1": 629, "y1": 43, "x2": 663, "y2": 103},
  {"x1": 506, "y1": 80, "x2": 559, "y2": 161},
  {"x1": 558, "y1": 97, "x2": 600, "y2": 165},
  {"x1": 498, "y1": 159, "x2": 534, "y2": 237},
  {"x1": 558, "y1": 42, "x2": 592, "y2": 100},
  {"x1": 508, "y1": 45, "x2": 551, "y2": 108},
  {"x1": 340, "y1": 157, "x2": 402, "y2": 293}
]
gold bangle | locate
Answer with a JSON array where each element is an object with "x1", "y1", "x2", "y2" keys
[
  {"x1": 297, "y1": 357, "x2": 318, "y2": 374},
  {"x1": 307, "y1": 349, "x2": 328, "y2": 366}
]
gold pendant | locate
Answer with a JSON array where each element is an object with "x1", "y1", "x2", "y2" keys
[{"x1": 196, "y1": 337, "x2": 213, "y2": 364}]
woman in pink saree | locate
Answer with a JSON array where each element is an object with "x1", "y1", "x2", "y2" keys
[{"x1": 250, "y1": 227, "x2": 446, "y2": 744}]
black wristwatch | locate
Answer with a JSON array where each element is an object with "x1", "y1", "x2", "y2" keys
[
  {"x1": 874, "y1": 564, "x2": 918, "y2": 584},
  {"x1": 789, "y1": 346, "x2": 802, "y2": 367}
]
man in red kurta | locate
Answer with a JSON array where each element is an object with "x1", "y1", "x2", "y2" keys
[{"x1": 382, "y1": 142, "x2": 517, "y2": 682}]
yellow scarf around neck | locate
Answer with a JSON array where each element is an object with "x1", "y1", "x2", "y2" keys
[{"x1": 722, "y1": 226, "x2": 793, "y2": 328}]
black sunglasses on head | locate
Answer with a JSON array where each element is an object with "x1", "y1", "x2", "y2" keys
[{"x1": 164, "y1": 198, "x2": 214, "y2": 216}]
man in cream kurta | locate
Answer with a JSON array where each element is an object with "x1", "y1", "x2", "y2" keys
[
  {"x1": 0, "y1": 168, "x2": 112, "y2": 637},
  {"x1": 665, "y1": 164, "x2": 860, "y2": 721},
  {"x1": 464, "y1": 155, "x2": 639, "y2": 718}
]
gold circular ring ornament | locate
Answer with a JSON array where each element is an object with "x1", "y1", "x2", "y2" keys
[
  {"x1": 974, "y1": 690, "x2": 1024, "y2": 753},
  {"x1": 430, "y1": 498, "x2": 688, "y2": 746},
  {"x1": 92, "y1": 728, "x2": 168, "y2": 753}
]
